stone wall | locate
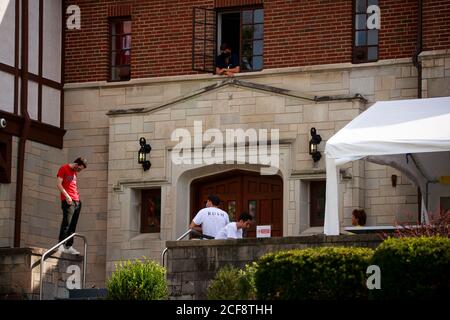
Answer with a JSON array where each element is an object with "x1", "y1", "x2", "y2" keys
[
  {"x1": 0, "y1": 139, "x2": 67, "y2": 249},
  {"x1": 166, "y1": 235, "x2": 383, "y2": 300},
  {"x1": 0, "y1": 247, "x2": 83, "y2": 300},
  {"x1": 0, "y1": 136, "x2": 18, "y2": 247},
  {"x1": 421, "y1": 50, "x2": 450, "y2": 98},
  {"x1": 20, "y1": 142, "x2": 67, "y2": 248}
]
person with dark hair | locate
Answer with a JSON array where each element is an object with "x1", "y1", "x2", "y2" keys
[
  {"x1": 352, "y1": 209, "x2": 367, "y2": 226},
  {"x1": 215, "y1": 42, "x2": 240, "y2": 76},
  {"x1": 190, "y1": 194, "x2": 229, "y2": 239},
  {"x1": 56, "y1": 157, "x2": 87, "y2": 254},
  {"x1": 215, "y1": 212, "x2": 253, "y2": 240}
]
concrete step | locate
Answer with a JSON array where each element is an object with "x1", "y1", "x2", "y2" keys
[{"x1": 67, "y1": 288, "x2": 107, "y2": 300}]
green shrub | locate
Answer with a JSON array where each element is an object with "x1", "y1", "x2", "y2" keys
[
  {"x1": 207, "y1": 263, "x2": 258, "y2": 300},
  {"x1": 106, "y1": 258, "x2": 167, "y2": 300},
  {"x1": 239, "y1": 262, "x2": 258, "y2": 300},
  {"x1": 370, "y1": 236, "x2": 450, "y2": 299},
  {"x1": 255, "y1": 247, "x2": 374, "y2": 300}
]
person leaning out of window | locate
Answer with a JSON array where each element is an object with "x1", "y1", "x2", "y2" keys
[{"x1": 215, "y1": 42, "x2": 240, "y2": 77}]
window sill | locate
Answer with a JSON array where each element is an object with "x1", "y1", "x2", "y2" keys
[
  {"x1": 65, "y1": 57, "x2": 414, "y2": 90},
  {"x1": 130, "y1": 233, "x2": 161, "y2": 242}
]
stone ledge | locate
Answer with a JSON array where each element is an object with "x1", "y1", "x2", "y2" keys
[
  {"x1": 0, "y1": 247, "x2": 83, "y2": 262},
  {"x1": 166, "y1": 234, "x2": 384, "y2": 299},
  {"x1": 64, "y1": 57, "x2": 414, "y2": 90},
  {"x1": 166, "y1": 234, "x2": 381, "y2": 249},
  {"x1": 419, "y1": 49, "x2": 450, "y2": 59}
]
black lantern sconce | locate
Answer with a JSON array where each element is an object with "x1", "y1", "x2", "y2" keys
[
  {"x1": 138, "y1": 137, "x2": 152, "y2": 171},
  {"x1": 309, "y1": 127, "x2": 322, "y2": 162}
]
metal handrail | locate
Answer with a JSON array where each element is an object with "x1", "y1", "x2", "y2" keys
[
  {"x1": 161, "y1": 229, "x2": 216, "y2": 268},
  {"x1": 39, "y1": 233, "x2": 87, "y2": 300},
  {"x1": 161, "y1": 229, "x2": 193, "y2": 268},
  {"x1": 177, "y1": 228, "x2": 195, "y2": 241}
]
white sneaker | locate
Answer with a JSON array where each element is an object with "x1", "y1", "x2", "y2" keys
[
  {"x1": 58, "y1": 244, "x2": 68, "y2": 253},
  {"x1": 66, "y1": 246, "x2": 80, "y2": 255}
]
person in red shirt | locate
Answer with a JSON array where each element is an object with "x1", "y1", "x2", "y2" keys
[{"x1": 56, "y1": 157, "x2": 87, "y2": 254}]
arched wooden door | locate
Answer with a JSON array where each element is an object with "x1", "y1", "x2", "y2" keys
[{"x1": 191, "y1": 171, "x2": 283, "y2": 237}]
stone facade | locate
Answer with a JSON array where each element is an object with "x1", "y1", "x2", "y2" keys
[
  {"x1": 0, "y1": 136, "x2": 17, "y2": 247},
  {"x1": 166, "y1": 234, "x2": 383, "y2": 300},
  {"x1": 0, "y1": 247, "x2": 83, "y2": 300},
  {"x1": 421, "y1": 49, "x2": 450, "y2": 98},
  {"x1": 0, "y1": 51, "x2": 440, "y2": 287},
  {"x1": 62, "y1": 56, "x2": 440, "y2": 279}
]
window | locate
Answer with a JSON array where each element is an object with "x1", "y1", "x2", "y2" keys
[
  {"x1": 228, "y1": 200, "x2": 236, "y2": 221},
  {"x1": 441, "y1": 197, "x2": 450, "y2": 215},
  {"x1": 240, "y1": 8, "x2": 264, "y2": 71},
  {"x1": 141, "y1": 189, "x2": 161, "y2": 233},
  {"x1": 192, "y1": 7, "x2": 264, "y2": 73},
  {"x1": 353, "y1": 0, "x2": 379, "y2": 63},
  {"x1": 109, "y1": 18, "x2": 131, "y2": 81},
  {"x1": 248, "y1": 200, "x2": 257, "y2": 220},
  {"x1": 310, "y1": 181, "x2": 326, "y2": 227}
]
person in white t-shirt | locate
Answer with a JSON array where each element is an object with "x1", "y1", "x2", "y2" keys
[
  {"x1": 215, "y1": 212, "x2": 253, "y2": 240},
  {"x1": 189, "y1": 194, "x2": 229, "y2": 239}
]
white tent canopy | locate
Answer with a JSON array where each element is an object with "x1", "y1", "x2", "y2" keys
[{"x1": 324, "y1": 97, "x2": 450, "y2": 235}]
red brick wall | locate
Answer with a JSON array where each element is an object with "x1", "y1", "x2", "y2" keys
[
  {"x1": 263, "y1": 0, "x2": 352, "y2": 68},
  {"x1": 377, "y1": 0, "x2": 417, "y2": 60},
  {"x1": 423, "y1": 0, "x2": 450, "y2": 51},
  {"x1": 65, "y1": 0, "x2": 213, "y2": 83},
  {"x1": 64, "y1": 0, "x2": 450, "y2": 83},
  {"x1": 215, "y1": 0, "x2": 262, "y2": 7}
]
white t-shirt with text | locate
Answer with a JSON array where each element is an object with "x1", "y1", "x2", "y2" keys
[
  {"x1": 192, "y1": 207, "x2": 229, "y2": 238},
  {"x1": 215, "y1": 222, "x2": 243, "y2": 240}
]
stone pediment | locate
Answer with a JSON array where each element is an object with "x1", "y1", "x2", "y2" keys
[{"x1": 107, "y1": 78, "x2": 366, "y2": 116}]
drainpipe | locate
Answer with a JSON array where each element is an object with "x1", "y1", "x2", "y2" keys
[
  {"x1": 14, "y1": 0, "x2": 31, "y2": 247},
  {"x1": 412, "y1": 0, "x2": 423, "y2": 98}
]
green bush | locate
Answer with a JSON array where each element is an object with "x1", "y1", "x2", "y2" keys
[
  {"x1": 106, "y1": 258, "x2": 167, "y2": 300},
  {"x1": 255, "y1": 247, "x2": 374, "y2": 300},
  {"x1": 207, "y1": 263, "x2": 258, "y2": 300},
  {"x1": 370, "y1": 236, "x2": 450, "y2": 299}
]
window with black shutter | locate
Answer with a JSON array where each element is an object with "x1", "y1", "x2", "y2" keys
[{"x1": 192, "y1": 6, "x2": 264, "y2": 73}]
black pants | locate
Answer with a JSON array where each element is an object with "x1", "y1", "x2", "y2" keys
[{"x1": 58, "y1": 200, "x2": 82, "y2": 247}]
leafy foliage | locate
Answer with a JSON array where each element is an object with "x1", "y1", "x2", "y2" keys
[
  {"x1": 370, "y1": 236, "x2": 450, "y2": 299},
  {"x1": 106, "y1": 258, "x2": 167, "y2": 300},
  {"x1": 254, "y1": 247, "x2": 374, "y2": 300},
  {"x1": 207, "y1": 263, "x2": 258, "y2": 300},
  {"x1": 381, "y1": 211, "x2": 449, "y2": 239}
]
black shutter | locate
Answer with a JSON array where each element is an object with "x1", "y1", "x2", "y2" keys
[{"x1": 192, "y1": 7, "x2": 216, "y2": 73}]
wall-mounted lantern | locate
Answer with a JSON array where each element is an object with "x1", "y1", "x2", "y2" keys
[
  {"x1": 138, "y1": 137, "x2": 151, "y2": 171},
  {"x1": 309, "y1": 127, "x2": 322, "y2": 162}
]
